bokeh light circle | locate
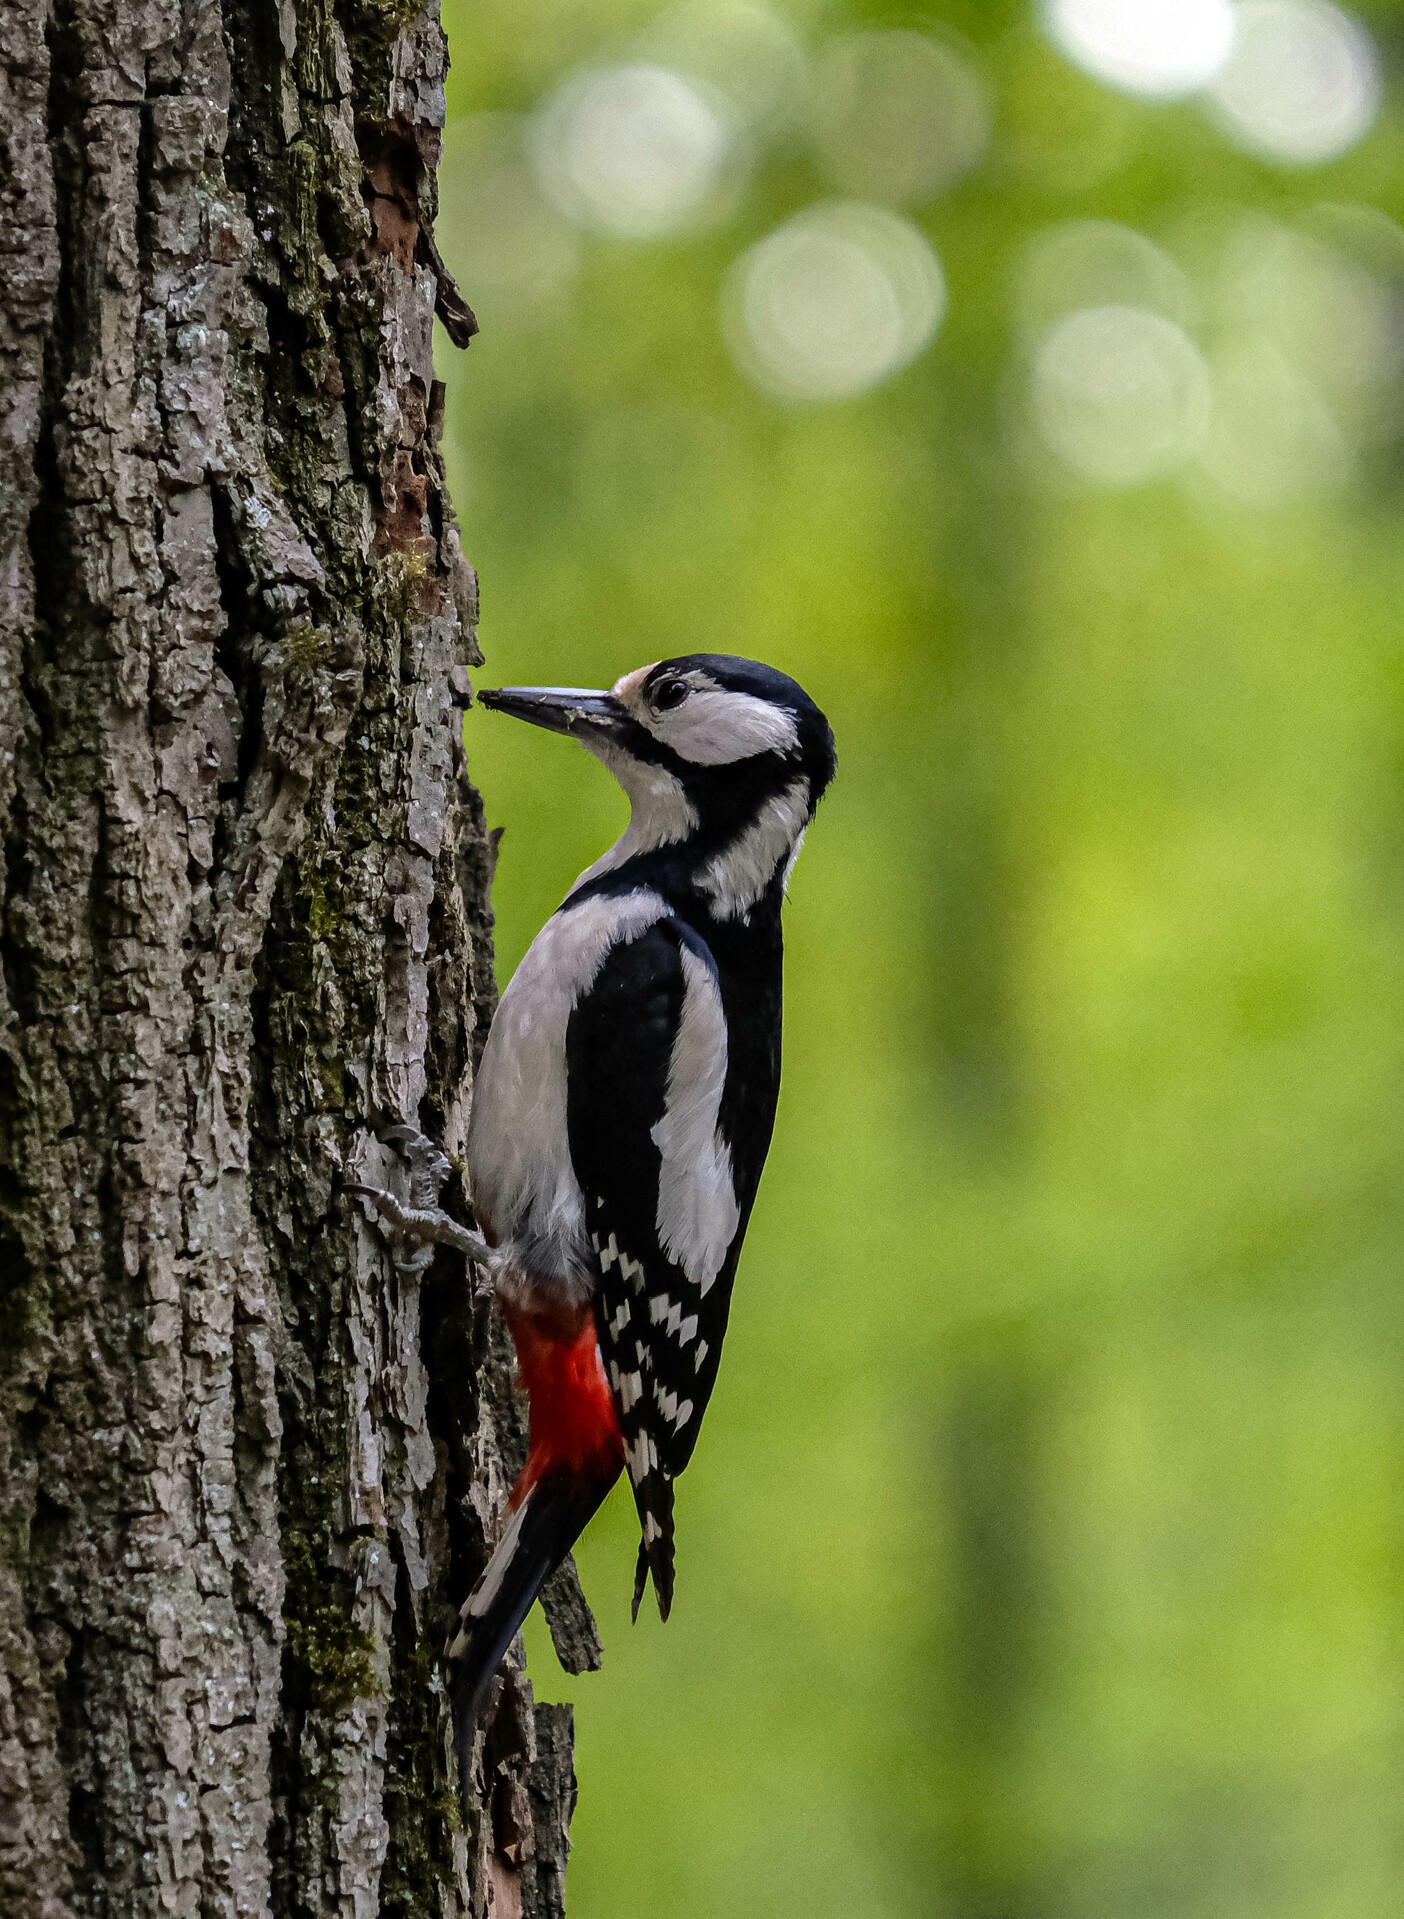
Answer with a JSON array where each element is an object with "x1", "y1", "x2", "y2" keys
[
  {"x1": 1213, "y1": 218, "x2": 1401, "y2": 399},
  {"x1": 723, "y1": 202, "x2": 946, "y2": 402},
  {"x1": 531, "y1": 63, "x2": 732, "y2": 239},
  {"x1": 1016, "y1": 220, "x2": 1194, "y2": 341},
  {"x1": 810, "y1": 30, "x2": 990, "y2": 206},
  {"x1": 1044, "y1": 0, "x2": 1235, "y2": 98},
  {"x1": 1199, "y1": 341, "x2": 1348, "y2": 507},
  {"x1": 637, "y1": 2, "x2": 807, "y2": 130},
  {"x1": 439, "y1": 116, "x2": 583, "y2": 327},
  {"x1": 1207, "y1": 0, "x2": 1380, "y2": 166},
  {"x1": 1032, "y1": 305, "x2": 1212, "y2": 485}
]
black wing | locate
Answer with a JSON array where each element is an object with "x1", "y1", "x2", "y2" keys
[{"x1": 566, "y1": 917, "x2": 743, "y2": 1618}]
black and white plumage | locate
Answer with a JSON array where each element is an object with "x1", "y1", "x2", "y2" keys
[
  {"x1": 568, "y1": 916, "x2": 738, "y2": 1615},
  {"x1": 363, "y1": 655, "x2": 834, "y2": 1712}
]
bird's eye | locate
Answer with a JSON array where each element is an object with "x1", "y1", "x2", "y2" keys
[{"x1": 652, "y1": 677, "x2": 689, "y2": 712}]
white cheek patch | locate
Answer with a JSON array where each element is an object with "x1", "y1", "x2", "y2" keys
[{"x1": 636, "y1": 686, "x2": 801, "y2": 766}]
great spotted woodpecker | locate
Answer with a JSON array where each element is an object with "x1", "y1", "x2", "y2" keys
[{"x1": 351, "y1": 654, "x2": 834, "y2": 1717}]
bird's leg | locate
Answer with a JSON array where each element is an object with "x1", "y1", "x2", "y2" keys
[{"x1": 346, "y1": 1125, "x2": 498, "y2": 1296}]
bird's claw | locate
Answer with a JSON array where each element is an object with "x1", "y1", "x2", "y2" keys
[{"x1": 346, "y1": 1126, "x2": 496, "y2": 1287}]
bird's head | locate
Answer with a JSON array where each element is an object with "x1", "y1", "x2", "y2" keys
[{"x1": 479, "y1": 655, "x2": 835, "y2": 911}]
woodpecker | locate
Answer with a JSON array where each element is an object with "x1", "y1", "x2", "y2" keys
[{"x1": 351, "y1": 653, "x2": 834, "y2": 1719}]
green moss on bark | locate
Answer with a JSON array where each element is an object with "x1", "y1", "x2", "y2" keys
[{"x1": 283, "y1": 1532, "x2": 383, "y2": 1713}]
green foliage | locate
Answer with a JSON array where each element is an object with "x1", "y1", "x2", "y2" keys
[{"x1": 436, "y1": 3, "x2": 1404, "y2": 1914}]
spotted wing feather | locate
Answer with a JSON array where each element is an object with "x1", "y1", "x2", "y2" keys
[{"x1": 566, "y1": 918, "x2": 741, "y2": 1617}]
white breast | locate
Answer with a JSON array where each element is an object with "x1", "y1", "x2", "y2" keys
[{"x1": 467, "y1": 887, "x2": 667, "y2": 1283}]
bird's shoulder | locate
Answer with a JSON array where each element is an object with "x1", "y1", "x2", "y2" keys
[{"x1": 563, "y1": 911, "x2": 718, "y2": 1166}]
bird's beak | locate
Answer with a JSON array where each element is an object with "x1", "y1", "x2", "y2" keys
[{"x1": 477, "y1": 685, "x2": 626, "y2": 743}]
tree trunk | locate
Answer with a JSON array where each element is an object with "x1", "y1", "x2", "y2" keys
[{"x1": 0, "y1": 0, "x2": 591, "y2": 1913}]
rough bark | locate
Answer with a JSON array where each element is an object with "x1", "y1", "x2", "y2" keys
[{"x1": 0, "y1": 0, "x2": 592, "y2": 1912}]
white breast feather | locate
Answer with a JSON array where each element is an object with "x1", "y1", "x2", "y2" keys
[
  {"x1": 468, "y1": 887, "x2": 667, "y2": 1276},
  {"x1": 651, "y1": 943, "x2": 740, "y2": 1293},
  {"x1": 570, "y1": 745, "x2": 698, "y2": 891}
]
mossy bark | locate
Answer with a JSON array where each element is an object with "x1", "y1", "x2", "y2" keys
[{"x1": 0, "y1": 0, "x2": 583, "y2": 1912}]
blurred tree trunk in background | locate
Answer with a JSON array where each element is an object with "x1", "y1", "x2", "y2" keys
[
  {"x1": 934, "y1": 1330, "x2": 1046, "y2": 1919},
  {"x1": 0, "y1": 0, "x2": 580, "y2": 1913},
  {"x1": 918, "y1": 0, "x2": 1031, "y2": 1147},
  {"x1": 916, "y1": 11, "x2": 1045, "y2": 1915},
  {"x1": 925, "y1": 331, "x2": 1044, "y2": 1919},
  {"x1": 923, "y1": 371, "x2": 1028, "y2": 1144}
]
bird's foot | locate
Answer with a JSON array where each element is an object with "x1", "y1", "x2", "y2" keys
[{"x1": 346, "y1": 1125, "x2": 496, "y2": 1293}]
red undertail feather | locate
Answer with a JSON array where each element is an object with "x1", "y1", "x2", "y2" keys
[
  {"x1": 447, "y1": 1303, "x2": 623, "y2": 1740},
  {"x1": 505, "y1": 1300, "x2": 624, "y2": 1505}
]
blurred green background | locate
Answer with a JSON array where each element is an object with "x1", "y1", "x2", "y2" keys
[{"x1": 435, "y1": 2, "x2": 1404, "y2": 1912}]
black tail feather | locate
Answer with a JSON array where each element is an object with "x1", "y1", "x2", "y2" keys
[
  {"x1": 450, "y1": 1470, "x2": 611, "y2": 1731},
  {"x1": 628, "y1": 1470, "x2": 675, "y2": 1623}
]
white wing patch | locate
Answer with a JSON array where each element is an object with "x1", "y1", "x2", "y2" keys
[
  {"x1": 467, "y1": 887, "x2": 667, "y2": 1281},
  {"x1": 699, "y1": 776, "x2": 811, "y2": 922},
  {"x1": 651, "y1": 943, "x2": 740, "y2": 1293}
]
